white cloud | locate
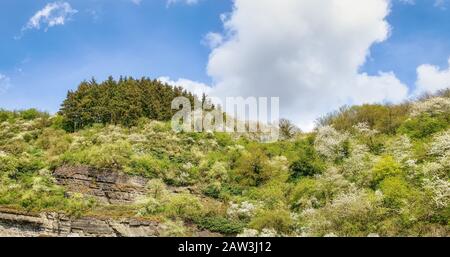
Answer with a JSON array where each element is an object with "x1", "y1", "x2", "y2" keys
[
  {"x1": 167, "y1": 0, "x2": 200, "y2": 6},
  {"x1": 20, "y1": 2, "x2": 77, "y2": 35},
  {"x1": 398, "y1": 0, "x2": 415, "y2": 4},
  {"x1": 434, "y1": 0, "x2": 447, "y2": 8},
  {"x1": 203, "y1": 32, "x2": 223, "y2": 49},
  {"x1": 203, "y1": 0, "x2": 409, "y2": 130},
  {"x1": 415, "y1": 58, "x2": 450, "y2": 95},
  {"x1": 0, "y1": 74, "x2": 11, "y2": 94},
  {"x1": 398, "y1": 0, "x2": 447, "y2": 7},
  {"x1": 158, "y1": 76, "x2": 211, "y2": 97}
]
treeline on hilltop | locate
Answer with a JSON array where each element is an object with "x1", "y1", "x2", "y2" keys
[
  {"x1": 59, "y1": 77, "x2": 201, "y2": 131},
  {"x1": 317, "y1": 89, "x2": 450, "y2": 137}
]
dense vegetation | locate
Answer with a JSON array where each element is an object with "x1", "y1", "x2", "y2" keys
[
  {"x1": 59, "y1": 77, "x2": 200, "y2": 131},
  {"x1": 0, "y1": 87, "x2": 449, "y2": 237}
]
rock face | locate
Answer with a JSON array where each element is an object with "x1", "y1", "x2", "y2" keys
[
  {"x1": 53, "y1": 166, "x2": 149, "y2": 204},
  {"x1": 0, "y1": 208, "x2": 167, "y2": 237},
  {"x1": 0, "y1": 166, "x2": 223, "y2": 237}
]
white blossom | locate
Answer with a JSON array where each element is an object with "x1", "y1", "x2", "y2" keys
[
  {"x1": 353, "y1": 122, "x2": 379, "y2": 137},
  {"x1": 423, "y1": 176, "x2": 450, "y2": 209},
  {"x1": 315, "y1": 126, "x2": 349, "y2": 161},
  {"x1": 410, "y1": 97, "x2": 450, "y2": 117},
  {"x1": 429, "y1": 130, "x2": 450, "y2": 157},
  {"x1": 227, "y1": 201, "x2": 257, "y2": 219}
]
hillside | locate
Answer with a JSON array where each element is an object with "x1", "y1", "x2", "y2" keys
[{"x1": 0, "y1": 89, "x2": 449, "y2": 237}]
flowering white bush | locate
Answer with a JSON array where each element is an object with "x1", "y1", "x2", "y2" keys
[
  {"x1": 342, "y1": 144, "x2": 373, "y2": 183},
  {"x1": 300, "y1": 189, "x2": 383, "y2": 236},
  {"x1": 268, "y1": 156, "x2": 289, "y2": 172},
  {"x1": 353, "y1": 122, "x2": 379, "y2": 137},
  {"x1": 237, "y1": 228, "x2": 278, "y2": 237},
  {"x1": 387, "y1": 135, "x2": 414, "y2": 162},
  {"x1": 127, "y1": 133, "x2": 147, "y2": 143},
  {"x1": 410, "y1": 97, "x2": 450, "y2": 117},
  {"x1": 227, "y1": 201, "x2": 257, "y2": 220},
  {"x1": 421, "y1": 162, "x2": 446, "y2": 178},
  {"x1": 205, "y1": 162, "x2": 228, "y2": 183},
  {"x1": 423, "y1": 176, "x2": 450, "y2": 209},
  {"x1": 317, "y1": 168, "x2": 352, "y2": 198},
  {"x1": 429, "y1": 130, "x2": 450, "y2": 157},
  {"x1": 315, "y1": 126, "x2": 349, "y2": 161},
  {"x1": 237, "y1": 229, "x2": 259, "y2": 237}
]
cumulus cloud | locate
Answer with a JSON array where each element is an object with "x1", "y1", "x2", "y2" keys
[
  {"x1": 19, "y1": 2, "x2": 77, "y2": 36},
  {"x1": 158, "y1": 76, "x2": 212, "y2": 97},
  {"x1": 203, "y1": 0, "x2": 409, "y2": 130},
  {"x1": 415, "y1": 58, "x2": 450, "y2": 95},
  {"x1": 0, "y1": 74, "x2": 11, "y2": 94}
]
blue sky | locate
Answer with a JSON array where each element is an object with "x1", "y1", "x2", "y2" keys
[
  {"x1": 0, "y1": 0, "x2": 230, "y2": 111},
  {"x1": 363, "y1": 0, "x2": 450, "y2": 87},
  {"x1": 0, "y1": 0, "x2": 450, "y2": 126}
]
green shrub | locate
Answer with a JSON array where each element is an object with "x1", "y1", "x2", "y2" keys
[
  {"x1": 60, "y1": 140, "x2": 132, "y2": 169},
  {"x1": 0, "y1": 110, "x2": 14, "y2": 122},
  {"x1": 398, "y1": 115, "x2": 448, "y2": 139},
  {"x1": 249, "y1": 209, "x2": 293, "y2": 234},
  {"x1": 380, "y1": 176, "x2": 416, "y2": 209},
  {"x1": 371, "y1": 156, "x2": 402, "y2": 187},
  {"x1": 234, "y1": 148, "x2": 271, "y2": 187},
  {"x1": 214, "y1": 132, "x2": 234, "y2": 147},
  {"x1": 127, "y1": 155, "x2": 168, "y2": 178},
  {"x1": 19, "y1": 109, "x2": 49, "y2": 120},
  {"x1": 289, "y1": 155, "x2": 324, "y2": 180},
  {"x1": 0, "y1": 154, "x2": 19, "y2": 175},
  {"x1": 289, "y1": 178, "x2": 319, "y2": 210},
  {"x1": 195, "y1": 216, "x2": 245, "y2": 235},
  {"x1": 0, "y1": 173, "x2": 94, "y2": 216},
  {"x1": 165, "y1": 194, "x2": 204, "y2": 220}
]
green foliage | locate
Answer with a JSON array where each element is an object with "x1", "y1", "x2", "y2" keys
[
  {"x1": 380, "y1": 176, "x2": 415, "y2": 208},
  {"x1": 164, "y1": 193, "x2": 204, "y2": 220},
  {"x1": 195, "y1": 216, "x2": 245, "y2": 235},
  {"x1": 318, "y1": 103, "x2": 410, "y2": 135},
  {"x1": 0, "y1": 109, "x2": 13, "y2": 122},
  {"x1": 288, "y1": 137, "x2": 325, "y2": 180},
  {"x1": 19, "y1": 109, "x2": 49, "y2": 120},
  {"x1": 249, "y1": 209, "x2": 293, "y2": 234},
  {"x1": 0, "y1": 172, "x2": 94, "y2": 216},
  {"x1": 371, "y1": 156, "x2": 402, "y2": 187},
  {"x1": 234, "y1": 147, "x2": 271, "y2": 187},
  {"x1": 0, "y1": 92, "x2": 449, "y2": 237},
  {"x1": 0, "y1": 154, "x2": 19, "y2": 175},
  {"x1": 289, "y1": 156, "x2": 324, "y2": 180},
  {"x1": 398, "y1": 114, "x2": 448, "y2": 139},
  {"x1": 126, "y1": 154, "x2": 168, "y2": 178},
  {"x1": 59, "y1": 77, "x2": 199, "y2": 131},
  {"x1": 289, "y1": 178, "x2": 319, "y2": 210},
  {"x1": 59, "y1": 140, "x2": 133, "y2": 169}
]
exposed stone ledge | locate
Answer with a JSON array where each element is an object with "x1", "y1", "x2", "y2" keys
[
  {"x1": 53, "y1": 165, "x2": 149, "y2": 204},
  {"x1": 0, "y1": 208, "x2": 171, "y2": 237}
]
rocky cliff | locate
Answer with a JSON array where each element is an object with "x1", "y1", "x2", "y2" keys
[
  {"x1": 53, "y1": 165, "x2": 149, "y2": 204},
  {"x1": 0, "y1": 207, "x2": 173, "y2": 237},
  {"x1": 1, "y1": 166, "x2": 220, "y2": 237}
]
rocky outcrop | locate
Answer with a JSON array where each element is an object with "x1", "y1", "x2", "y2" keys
[
  {"x1": 0, "y1": 208, "x2": 222, "y2": 237},
  {"x1": 0, "y1": 166, "x2": 223, "y2": 237},
  {"x1": 53, "y1": 166, "x2": 149, "y2": 204},
  {"x1": 0, "y1": 208, "x2": 177, "y2": 237}
]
